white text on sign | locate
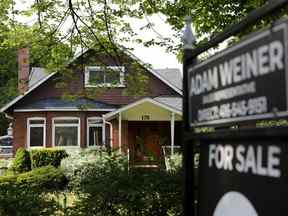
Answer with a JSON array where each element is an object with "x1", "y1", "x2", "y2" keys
[{"x1": 208, "y1": 144, "x2": 281, "y2": 178}]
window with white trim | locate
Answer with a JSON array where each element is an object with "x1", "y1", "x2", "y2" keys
[
  {"x1": 85, "y1": 66, "x2": 125, "y2": 87},
  {"x1": 53, "y1": 118, "x2": 80, "y2": 147},
  {"x1": 27, "y1": 118, "x2": 46, "y2": 148},
  {"x1": 87, "y1": 117, "x2": 105, "y2": 147}
]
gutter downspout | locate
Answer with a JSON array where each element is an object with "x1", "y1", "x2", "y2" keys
[{"x1": 104, "y1": 119, "x2": 113, "y2": 149}]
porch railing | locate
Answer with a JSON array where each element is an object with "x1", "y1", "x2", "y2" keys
[{"x1": 0, "y1": 146, "x2": 13, "y2": 157}]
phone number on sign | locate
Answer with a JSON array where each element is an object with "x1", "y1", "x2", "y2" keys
[{"x1": 198, "y1": 96, "x2": 267, "y2": 122}]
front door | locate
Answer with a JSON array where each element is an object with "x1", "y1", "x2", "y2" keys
[{"x1": 129, "y1": 122, "x2": 168, "y2": 163}]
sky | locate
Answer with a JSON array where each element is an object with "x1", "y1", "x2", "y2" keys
[
  {"x1": 127, "y1": 14, "x2": 182, "y2": 70},
  {"x1": 15, "y1": 1, "x2": 182, "y2": 71}
]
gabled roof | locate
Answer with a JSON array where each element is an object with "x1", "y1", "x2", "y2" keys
[
  {"x1": 153, "y1": 96, "x2": 182, "y2": 112},
  {"x1": 1, "y1": 72, "x2": 56, "y2": 113},
  {"x1": 1, "y1": 46, "x2": 182, "y2": 113},
  {"x1": 154, "y1": 69, "x2": 182, "y2": 91},
  {"x1": 70, "y1": 46, "x2": 183, "y2": 95},
  {"x1": 104, "y1": 97, "x2": 182, "y2": 120},
  {"x1": 29, "y1": 67, "x2": 49, "y2": 88}
]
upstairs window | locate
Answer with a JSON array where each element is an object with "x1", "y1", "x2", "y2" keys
[
  {"x1": 27, "y1": 118, "x2": 46, "y2": 148},
  {"x1": 85, "y1": 66, "x2": 125, "y2": 87}
]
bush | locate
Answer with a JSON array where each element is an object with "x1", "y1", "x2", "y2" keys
[
  {"x1": 0, "y1": 165, "x2": 67, "y2": 191},
  {"x1": 30, "y1": 148, "x2": 68, "y2": 168},
  {"x1": 9, "y1": 148, "x2": 31, "y2": 173},
  {"x1": 17, "y1": 165, "x2": 67, "y2": 190},
  {"x1": 67, "y1": 151, "x2": 182, "y2": 216},
  {"x1": 165, "y1": 153, "x2": 182, "y2": 172},
  {"x1": 0, "y1": 166, "x2": 67, "y2": 215},
  {"x1": 61, "y1": 149, "x2": 113, "y2": 181}
]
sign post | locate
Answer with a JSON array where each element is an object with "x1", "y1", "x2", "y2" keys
[
  {"x1": 182, "y1": 1, "x2": 288, "y2": 216},
  {"x1": 182, "y1": 16, "x2": 197, "y2": 216}
]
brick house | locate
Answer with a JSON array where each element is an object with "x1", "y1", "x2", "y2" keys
[{"x1": 1, "y1": 47, "x2": 182, "y2": 167}]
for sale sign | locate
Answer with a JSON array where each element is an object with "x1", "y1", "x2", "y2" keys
[
  {"x1": 188, "y1": 21, "x2": 288, "y2": 127},
  {"x1": 198, "y1": 139, "x2": 288, "y2": 216}
]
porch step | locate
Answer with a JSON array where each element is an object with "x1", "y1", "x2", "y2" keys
[{"x1": 130, "y1": 164, "x2": 159, "y2": 168}]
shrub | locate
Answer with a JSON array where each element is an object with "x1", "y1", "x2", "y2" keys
[
  {"x1": 30, "y1": 148, "x2": 68, "y2": 168},
  {"x1": 67, "y1": 151, "x2": 182, "y2": 216},
  {"x1": 165, "y1": 153, "x2": 182, "y2": 172},
  {"x1": 0, "y1": 166, "x2": 66, "y2": 215},
  {"x1": 9, "y1": 148, "x2": 31, "y2": 173},
  {"x1": 17, "y1": 165, "x2": 67, "y2": 191},
  {"x1": 61, "y1": 149, "x2": 114, "y2": 181}
]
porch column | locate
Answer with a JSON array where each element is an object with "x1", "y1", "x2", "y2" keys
[
  {"x1": 118, "y1": 112, "x2": 122, "y2": 153},
  {"x1": 170, "y1": 112, "x2": 175, "y2": 155}
]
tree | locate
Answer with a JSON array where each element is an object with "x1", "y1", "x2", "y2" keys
[{"x1": 0, "y1": 0, "x2": 285, "y2": 135}]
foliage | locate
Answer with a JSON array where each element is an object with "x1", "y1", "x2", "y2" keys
[
  {"x1": 9, "y1": 148, "x2": 31, "y2": 173},
  {"x1": 0, "y1": 166, "x2": 67, "y2": 216},
  {"x1": 166, "y1": 153, "x2": 182, "y2": 172},
  {"x1": 60, "y1": 148, "x2": 106, "y2": 181},
  {"x1": 0, "y1": 158, "x2": 12, "y2": 169},
  {"x1": 30, "y1": 148, "x2": 68, "y2": 169},
  {"x1": 16, "y1": 165, "x2": 67, "y2": 191},
  {"x1": 66, "y1": 151, "x2": 182, "y2": 216}
]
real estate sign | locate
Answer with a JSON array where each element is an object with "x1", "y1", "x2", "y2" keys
[
  {"x1": 188, "y1": 21, "x2": 288, "y2": 127},
  {"x1": 198, "y1": 138, "x2": 288, "y2": 216}
]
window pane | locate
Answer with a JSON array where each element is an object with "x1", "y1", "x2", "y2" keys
[
  {"x1": 55, "y1": 126, "x2": 78, "y2": 146},
  {"x1": 54, "y1": 119, "x2": 79, "y2": 124},
  {"x1": 89, "y1": 126, "x2": 103, "y2": 146},
  {"x1": 106, "y1": 69, "x2": 120, "y2": 84},
  {"x1": 89, "y1": 70, "x2": 104, "y2": 85},
  {"x1": 30, "y1": 127, "x2": 44, "y2": 147},
  {"x1": 29, "y1": 120, "x2": 44, "y2": 124}
]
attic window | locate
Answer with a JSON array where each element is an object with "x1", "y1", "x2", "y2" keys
[{"x1": 85, "y1": 66, "x2": 125, "y2": 87}]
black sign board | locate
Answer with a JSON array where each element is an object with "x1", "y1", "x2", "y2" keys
[
  {"x1": 198, "y1": 138, "x2": 288, "y2": 216},
  {"x1": 188, "y1": 21, "x2": 288, "y2": 127}
]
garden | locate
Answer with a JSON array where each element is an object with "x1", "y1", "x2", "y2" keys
[{"x1": 0, "y1": 148, "x2": 183, "y2": 216}]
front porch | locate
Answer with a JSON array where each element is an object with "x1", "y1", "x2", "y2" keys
[{"x1": 104, "y1": 97, "x2": 182, "y2": 169}]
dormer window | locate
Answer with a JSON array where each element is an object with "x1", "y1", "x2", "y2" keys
[{"x1": 85, "y1": 66, "x2": 125, "y2": 87}]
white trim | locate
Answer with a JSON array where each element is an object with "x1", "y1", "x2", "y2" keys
[
  {"x1": 14, "y1": 108, "x2": 116, "y2": 112},
  {"x1": 104, "y1": 120, "x2": 113, "y2": 148},
  {"x1": 103, "y1": 97, "x2": 182, "y2": 120},
  {"x1": 118, "y1": 112, "x2": 122, "y2": 153},
  {"x1": 52, "y1": 117, "x2": 81, "y2": 148},
  {"x1": 85, "y1": 66, "x2": 125, "y2": 88},
  {"x1": 170, "y1": 112, "x2": 175, "y2": 156},
  {"x1": 1, "y1": 72, "x2": 56, "y2": 113},
  {"x1": 27, "y1": 117, "x2": 46, "y2": 148},
  {"x1": 87, "y1": 117, "x2": 105, "y2": 147}
]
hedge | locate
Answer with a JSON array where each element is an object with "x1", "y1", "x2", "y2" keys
[
  {"x1": 0, "y1": 166, "x2": 67, "y2": 216},
  {"x1": 9, "y1": 148, "x2": 31, "y2": 173},
  {"x1": 0, "y1": 165, "x2": 67, "y2": 190},
  {"x1": 30, "y1": 148, "x2": 68, "y2": 168}
]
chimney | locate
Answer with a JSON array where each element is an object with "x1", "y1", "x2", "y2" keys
[{"x1": 18, "y1": 47, "x2": 29, "y2": 94}]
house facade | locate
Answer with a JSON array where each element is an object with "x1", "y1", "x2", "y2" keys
[{"x1": 1, "y1": 47, "x2": 182, "y2": 166}]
